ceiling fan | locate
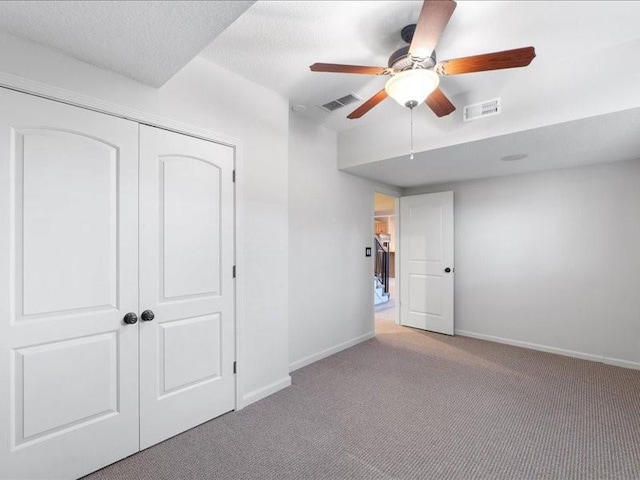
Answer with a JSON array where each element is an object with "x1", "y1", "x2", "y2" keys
[{"x1": 309, "y1": 0, "x2": 536, "y2": 119}]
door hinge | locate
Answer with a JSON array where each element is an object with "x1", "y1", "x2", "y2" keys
[
  {"x1": 233, "y1": 361, "x2": 237, "y2": 374},
  {"x1": 232, "y1": 170, "x2": 236, "y2": 183},
  {"x1": 233, "y1": 265, "x2": 236, "y2": 278}
]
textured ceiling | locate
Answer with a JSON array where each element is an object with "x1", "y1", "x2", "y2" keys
[
  {"x1": 0, "y1": 1, "x2": 638, "y2": 188},
  {"x1": 201, "y1": 0, "x2": 640, "y2": 187},
  {"x1": 202, "y1": 1, "x2": 640, "y2": 133},
  {"x1": 0, "y1": 0, "x2": 254, "y2": 86},
  {"x1": 341, "y1": 107, "x2": 640, "y2": 188}
]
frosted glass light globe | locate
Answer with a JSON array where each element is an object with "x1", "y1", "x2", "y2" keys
[{"x1": 385, "y1": 69, "x2": 440, "y2": 108}]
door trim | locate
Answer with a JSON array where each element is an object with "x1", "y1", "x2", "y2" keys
[{"x1": 0, "y1": 72, "x2": 247, "y2": 411}]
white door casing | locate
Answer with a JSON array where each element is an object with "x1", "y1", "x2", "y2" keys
[
  {"x1": 0, "y1": 88, "x2": 140, "y2": 478},
  {"x1": 400, "y1": 192, "x2": 454, "y2": 335},
  {"x1": 138, "y1": 125, "x2": 235, "y2": 449}
]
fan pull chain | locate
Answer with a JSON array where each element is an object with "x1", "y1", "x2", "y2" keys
[{"x1": 409, "y1": 106, "x2": 415, "y2": 160}]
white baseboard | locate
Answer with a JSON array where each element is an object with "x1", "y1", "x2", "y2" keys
[
  {"x1": 455, "y1": 330, "x2": 640, "y2": 371},
  {"x1": 241, "y1": 376, "x2": 291, "y2": 408},
  {"x1": 289, "y1": 332, "x2": 375, "y2": 372},
  {"x1": 601, "y1": 357, "x2": 640, "y2": 370}
]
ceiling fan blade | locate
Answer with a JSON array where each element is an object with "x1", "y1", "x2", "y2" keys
[
  {"x1": 436, "y1": 46, "x2": 536, "y2": 75},
  {"x1": 409, "y1": 0, "x2": 457, "y2": 60},
  {"x1": 310, "y1": 63, "x2": 388, "y2": 75},
  {"x1": 425, "y1": 88, "x2": 456, "y2": 117},
  {"x1": 347, "y1": 90, "x2": 388, "y2": 119}
]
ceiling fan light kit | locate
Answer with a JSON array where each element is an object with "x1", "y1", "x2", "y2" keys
[
  {"x1": 385, "y1": 69, "x2": 440, "y2": 108},
  {"x1": 309, "y1": 0, "x2": 536, "y2": 120}
]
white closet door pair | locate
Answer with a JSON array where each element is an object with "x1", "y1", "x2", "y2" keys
[{"x1": 0, "y1": 88, "x2": 235, "y2": 479}]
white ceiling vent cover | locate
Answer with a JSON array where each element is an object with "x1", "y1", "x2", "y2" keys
[
  {"x1": 463, "y1": 98, "x2": 501, "y2": 122},
  {"x1": 319, "y1": 93, "x2": 362, "y2": 112}
]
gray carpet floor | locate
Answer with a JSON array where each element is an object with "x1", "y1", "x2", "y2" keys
[{"x1": 85, "y1": 324, "x2": 640, "y2": 480}]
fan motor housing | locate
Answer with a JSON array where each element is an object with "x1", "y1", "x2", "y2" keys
[
  {"x1": 400, "y1": 24, "x2": 417, "y2": 44},
  {"x1": 388, "y1": 24, "x2": 437, "y2": 71}
]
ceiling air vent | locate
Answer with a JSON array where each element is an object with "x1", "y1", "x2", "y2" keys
[
  {"x1": 319, "y1": 93, "x2": 362, "y2": 112},
  {"x1": 463, "y1": 98, "x2": 501, "y2": 122}
]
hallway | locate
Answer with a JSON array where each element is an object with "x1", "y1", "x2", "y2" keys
[{"x1": 375, "y1": 278, "x2": 402, "y2": 334}]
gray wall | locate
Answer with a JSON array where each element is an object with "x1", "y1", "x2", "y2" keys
[
  {"x1": 288, "y1": 113, "x2": 399, "y2": 370},
  {"x1": 405, "y1": 158, "x2": 640, "y2": 366}
]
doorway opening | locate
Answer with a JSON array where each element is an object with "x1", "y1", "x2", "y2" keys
[{"x1": 373, "y1": 192, "x2": 402, "y2": 334}]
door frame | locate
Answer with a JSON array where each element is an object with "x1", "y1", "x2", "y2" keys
[
  {"x1": 0, "y1": 72, "x2": 247, "y2": 410},
  {"x1": 372, "y1": 187, "x2": 402, "y2": 332}
]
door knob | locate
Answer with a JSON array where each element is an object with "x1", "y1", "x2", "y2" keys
[
  {"x1": 123, "y1": 312, "x2": 138, "y2": 325},
  {"x1": 444, "y1": 267, "x2": 452, "y2": 273},
  {"x1": 141, "y1": 310, "x2": 155, "y2": 322}
]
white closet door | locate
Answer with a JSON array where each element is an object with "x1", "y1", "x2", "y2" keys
[
  {"x1": 139, "y1": 125, "x2": 235, "y2": 449},
  {"x1": 0, "y1": 88, "x2": 139, "y2": 479}
]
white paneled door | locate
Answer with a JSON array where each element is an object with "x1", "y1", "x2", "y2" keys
[
  {"x1": 400, "y1": 192, "x2": 454, "y2": 335},
  {"x1": 0, "y1": 90, "x2": 236, "y2": 479},
  {"x1": 0, "y1": 89, "x2": 140, "y2": 478},
  {"x1": 138, "y1": 125, "x2": 235, "y2": 449}
]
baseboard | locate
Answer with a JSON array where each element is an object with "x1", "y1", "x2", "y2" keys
[
  {"x1": 601, "y1": 357, "x2": 640, "y2": 371},
  {"x1": 455, "y1": 330, "x2": 640, "y2": 371},
  {"x1": 241, "y1": 376, "x2": 291, "y2": 408},
  {"x1": 289, "y1": 332, "x2": 375, "y2": 372}
]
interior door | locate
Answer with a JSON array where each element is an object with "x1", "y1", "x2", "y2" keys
[
  {"x1": 400, "y1": 192, "x2": 454, "y2": 335},
  {"x1": 139, "y1": 125, "x2": 235, "y2": 449},
  {"x1": 0, "y1": 88, "x2": 139, "y2": 479}
]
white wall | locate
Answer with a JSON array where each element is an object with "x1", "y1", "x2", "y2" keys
[
  {"x1": 406, "y1": 158, "x2": 640, "y2": 367},
  {"x1": 288, "y1": 113, "x2": 399, "y2": 370},
  {"x1": 0, "y1": 31, "x2": 290, "y2": 404}
]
